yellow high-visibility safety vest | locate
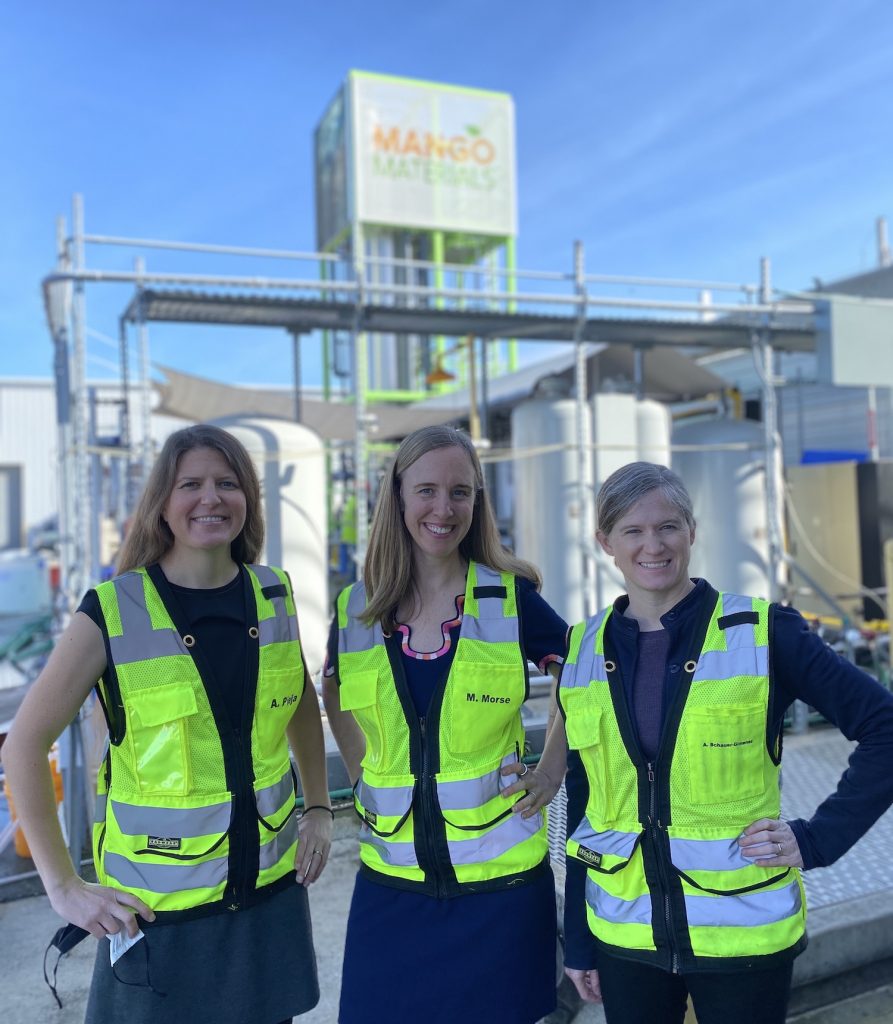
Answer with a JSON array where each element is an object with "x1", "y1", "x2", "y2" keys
[
  {"x1": 559, "y1": 590, "x2": 807, "y2": 970},
  {"x1": 92, "y1": 564, "x2": 304, "y2": 917},
  {"x1": 336, "y1": 562, "x2": 548, "y2": 895}
]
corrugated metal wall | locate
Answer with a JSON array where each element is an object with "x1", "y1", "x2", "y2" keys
[{"x1": 696, "y1": 351, "x2": 893, "y2": 465}]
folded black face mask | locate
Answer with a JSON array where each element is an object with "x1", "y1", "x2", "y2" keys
[
  {"x1": 43, "y1": 923, "x2": 90, "y2": 1009},
  {"x1": 43, "y1": 922, "x2": 166, "y2": 1008}
]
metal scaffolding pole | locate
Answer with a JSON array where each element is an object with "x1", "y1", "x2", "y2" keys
[
  {"x1": 70, "y1": 193, "x2": 91, "y2": 601},
  {"x1": 134, "y1": 257, "x2": 153, "y2": 485},
  {"x1": 353, "y1": 225, "x2": 369, "y2": 575},
  {"x1": 291, "y1": 330, "x2": 303, "y2": 423},
  {"x1": 50, "y1": 215, "x2": 75, "y2": 606},
  {"x1": 758, "y1": 257, "x2": 783, "y2": 603},
  {"x1": 573, "y1": 240, "x2": 596, "y2": 619}
]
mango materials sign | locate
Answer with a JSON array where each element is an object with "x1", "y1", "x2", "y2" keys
[{"x1": 349, "y1": 72, "x2": 517, "y2": 237}]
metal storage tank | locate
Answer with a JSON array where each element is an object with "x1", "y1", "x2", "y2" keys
[
  {"x1": 213, "y1": 417, "x2": 328, "y2": 676},
  {"x1": 672, "y1": 417, "x2": 779, "y2": 599},
  {"x1": 636, "y1": 399, "x2": 673, "y2": 468},
  {"x1": 591, "y1": 394, "x2": 671, "y2": 610},
  {"x1": 511, "y1": 393, "x2": 591, "y2": 625}
]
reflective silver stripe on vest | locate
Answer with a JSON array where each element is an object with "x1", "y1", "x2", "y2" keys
[
  {"x1": 721, "y1": 593, "x2": 755, "y2": 618},
  {"x1": 340, "y1": 582, "x2": 385, "y2": 652},
  {"x1": 569, "y1": 818, "x2": 639, "y2": 860},
  {"x1": 684, "y1": 878, "x2": 802, "y2": 927},
  {"x1": 103, "y1": 850, "x2": 228, "y2": 894},
  {"x1": 356, "y1": 778, "x2": 414, "y2": 818},
  {"x1": 437, "y1": 750, "x2": 517, "y2": 811},
  {"x1": 256, "y1": 770, "x2": 295, "y2": 820},
  {"x1": 446, "y1": 808, "x2": 541, "y2": 864},
  {"x1": 462, "y1": 566, "x2": 518, "y2": 644},
  {"x1": 562, "y1": 611, "x2": 608, "y2": 690},
  {"x1": 669, "y1": 835, "x2": 754, "y2": 873},
  {"x1": 696, "y1": 645, "x2": 768, "y2": 681},
  {"x1": 109, "y1": 572, "x2": 188, "y2": 664},
  {"x1": 362, "y1": 830, "x2": 419, "y2": 868},
  {"x1": 471, "y1": 563, "x2": 503, "y2": 596},
  {"x1": 362, "y1": 805, "x2": 541, "y2": 868},
  {"x1": 94, "y1": 792, "x2": 107, "y2": 825},
  {"x1": 111, "y1": 799, "x2": 232, "y2": 839},
  {"x1": 459, "y1": 615, "x2": 520, "y2": 644},
  {"x1": 249, "y1": 565, "x2": 299, "y2": 646},
  {"x1": 259, "y1": 811, "x2": 299, "y2": 868},
  {"x1": 585, "y1": 876, "x2": 653, "y2": 926},
  {"x1": 259, "y1": 615, "x2": 299, "y2": 646},
  {"x1": 560, "y1": 655, "x2": 606, "y2": 690}
]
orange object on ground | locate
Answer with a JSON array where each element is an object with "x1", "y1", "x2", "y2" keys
[{"x1": 3, "y1": 748, "x2": 64, "y2": 858}]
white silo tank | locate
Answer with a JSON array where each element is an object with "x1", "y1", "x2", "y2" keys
[
  {"x1": 591, "y1": 394, "x2": 672, "y2": 609},
  {"x1": 213, "y1": 417, "x2": 328, "y2": 676},
  {"x1": 511, "y1": 395, "x2": 591, "y2": 625},
  {"x1": 636, "y1": 400, "x2": 672, "y2": 467},
  {"x1": 672, "y1": 418, "x2": 780, "y2": 599}
]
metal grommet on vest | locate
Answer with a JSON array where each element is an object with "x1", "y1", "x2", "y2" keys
[
  {"x1": 182, "y1": 634, "x2": 196, "y2": 648},
  {"x1": 604, "y1": 659, "x2": 617, "y2": 673},
  {"x1": 248, "y1": 626, "x2": 259, "y2": 639},
  {"x1": 684, "y1": 659, "x2": 698, "y2": 673}
]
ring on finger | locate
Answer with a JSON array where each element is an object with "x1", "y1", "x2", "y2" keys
[
  {"x1": 775, "y1": 841, "x2": 783, "y2": 855},
  {"x1": 518, "y1": 763, "x2": 529, "y2": 777},
  {"x1": 310, "y1": 849, "x2": 322, "y2": 859}
]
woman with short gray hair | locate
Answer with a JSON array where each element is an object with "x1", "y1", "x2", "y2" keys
[{"x1": 556, "y1": 461, "x2": 893, "y2": 1024}]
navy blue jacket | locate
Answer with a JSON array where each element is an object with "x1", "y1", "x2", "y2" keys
[{"x1": 563, "y1": 578, "x2": 893, "y2": 970}]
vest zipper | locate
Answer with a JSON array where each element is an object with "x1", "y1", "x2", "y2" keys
[
  {"x1": 229, "y1": 731, "x2": 252, "y2": 910},
  {"x1": 647, "y1": 761, "x2": 680, "y2": 973},
  {"x1": 418, "y1": 715, "x2": 447, "y2": 898}
]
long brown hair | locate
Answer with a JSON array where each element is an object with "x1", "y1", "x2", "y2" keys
[
  {"x1": 362, "y1": 425, "x2": 541, "y2": 630},
  {"x1": 117, "y1": 425, "x2": 264, "y2": 573}
]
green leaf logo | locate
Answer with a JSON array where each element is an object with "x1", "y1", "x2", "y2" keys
[{"x1": 466, "y1": 124, "x2": 481, "y2": 137}]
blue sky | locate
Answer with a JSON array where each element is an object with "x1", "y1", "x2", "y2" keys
[{"x1": 2, "y1": 0, "x2": 892, "y2": 387}]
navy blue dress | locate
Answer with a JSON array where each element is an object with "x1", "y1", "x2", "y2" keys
[{"x1": 328, "y1": 578, "x2": 568, "y2": 1024}]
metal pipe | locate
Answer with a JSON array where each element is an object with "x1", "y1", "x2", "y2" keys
[
  {"x1": 134, "y1": 257, "x2": 153, "y2": 485},
  {"x1": 291, "y1": 331, "x2": 303, "y2": 422},
  {"x1": 71, "y1": 194, "x2": 90, "y2": 601},
  {"x1": 352, "y1": 225, "x2": 369, "y2": 575},
  {"x1": 868, "y1": 386, "x2": 880, "y2": 461},
  {"x1": 40, "y1": 269, "x2": 813, "y2": 318},
  {"x1": 81, "y1": 234, "x2": 759, "y2": 294},
  {"x1": 572, "y1": 241, "x2": 596, "y2": 619},
  {"x1": 82, "y1": 234, "x2": 340, "y2": 262},
  {"x1": 466, "y1": 335, "x2": 480, "y2": 441},
  {"x1": 878, "y1": 216, "x2": 891, "y2": 268},
  {"x1": 633, "y1": 347, "x2": 645, "y2": 401}
]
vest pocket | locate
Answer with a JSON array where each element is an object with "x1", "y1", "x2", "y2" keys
[
  {"x1": 253, "y1": 668, "x2": 303, "y2": 766},
  {"x1": 126, "y1": 683, "x2": 198, "y2": 797},
  {"x1": 685, "y1": 703, "x2": 766, "y2": 805},
  {"x1": 339, "y1": 669, "x2": 388, "y2": 771},
  {"x1": 447, "y1": 663, "x2": 522, "y2": 754},
  {"x1": 565, "y1": 705, "x2": 615, "y2": 825}
]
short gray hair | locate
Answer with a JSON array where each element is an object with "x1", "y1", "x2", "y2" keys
[{"x1": 596, "y1": 462, "x2": 695, "y2": 537}]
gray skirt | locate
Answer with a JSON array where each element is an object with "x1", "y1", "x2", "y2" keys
[{"x1": 84, "y1": 884, "x2": 318, "y2": 1024}]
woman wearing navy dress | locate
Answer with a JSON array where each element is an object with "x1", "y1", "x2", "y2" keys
[{"x1": 323, "y1": 425, "x2": 568, "y2": 1024}]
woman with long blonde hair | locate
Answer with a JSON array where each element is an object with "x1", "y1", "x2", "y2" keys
[{"x1": 324, "y1": 424, "x2": 569, "y2": 1023}]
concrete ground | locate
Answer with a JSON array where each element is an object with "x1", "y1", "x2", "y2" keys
[
  {"x1": 2, "y1": 726, "x2": 893, "y2": 1023},
  {"x1": 0, "y1": 826, "x2": 358, "y2": 1024}
]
